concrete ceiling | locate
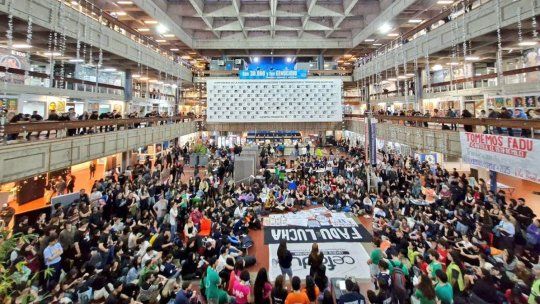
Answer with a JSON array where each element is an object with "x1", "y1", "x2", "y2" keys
[{"x1": 100, "y1": 0, "x2": 447, "y2": 60}]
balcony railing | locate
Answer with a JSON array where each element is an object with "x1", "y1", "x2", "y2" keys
[
  {"x1": 1, "y1": 66, "x2": 125, "y2": 96},
  {"x1": 1, "y1": 115, "x2": 202, "y2": 145},
  {"x1": 364, "y1": 65, "x2": 540, "y2": 101},
  {"x1": 344, "y1": 114, "x2": 540, "y2": 138}
]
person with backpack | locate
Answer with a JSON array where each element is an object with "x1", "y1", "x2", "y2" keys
[{"x1": 389, "y1": 256, "x2": 409, "y2": 304}]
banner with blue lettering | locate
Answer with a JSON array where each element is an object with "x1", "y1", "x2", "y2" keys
[{"x1": 239, "y1": 69, "x2": 308, "y2": 79}]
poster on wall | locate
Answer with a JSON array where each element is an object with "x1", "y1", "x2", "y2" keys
[
  {"x1": 0, "y1": 98, "x2": 18, "y2": 111},
  {"x1": 206, "y1": 78, "x2": 342, "y2": 122},
  {"x1": 460, "y1": 132, "x2": 540, "y2": 183},
  {"x1": 48, "y1": 100, "x2": 66, "y2": 113},
  {"x1": 268, "y1": 242, "x2": 371, "y2": 280}
]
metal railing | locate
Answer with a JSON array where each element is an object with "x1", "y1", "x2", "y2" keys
[
  {"x1": 344, "y1": 114, "x2": 540, "y2": 138},
  {"x1": 2, "y1": 115, "x2": 202, "y2": 144},
  {"x1": 0, "y1": 67, "x2": 125, "y2": 96}
]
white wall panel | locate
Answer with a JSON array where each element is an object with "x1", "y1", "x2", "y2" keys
[{"x1": 207, "y1": 78, "x2": 343, "y2": 123}]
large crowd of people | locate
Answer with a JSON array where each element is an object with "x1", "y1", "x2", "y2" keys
[{"x1": 3, "y1": 138, "x2": 539, "y2": 304}]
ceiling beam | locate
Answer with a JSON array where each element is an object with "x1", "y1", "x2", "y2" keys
[
  {"x1": 131, "y1": 0, "x2": 193, "y2": 47},
  {"x1": 270, "y1": 0, "x2": 278, "y2": 38},
  {"x1": 193, "y1": 37, "x2": 351, "y2": 49},
  {"x1": 298, "y1": 0, "x2": 318, "y2": 38},
  {"x1": 351, "y1": 0, "x2": 419, "y2": 47},
  {"x1": 231, "y1": 0, "x2": 247, "y2": 39},
  {"x1": 325, "y1": 0, "x2": 359, "y2": 38},
  {"x1": 186, "y1": 0, "x2": 221, "y2": 38}
]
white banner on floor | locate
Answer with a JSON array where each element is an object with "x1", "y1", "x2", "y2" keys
[{"x1": 268, "y1": 242, "x2": 371, "y2": 280}]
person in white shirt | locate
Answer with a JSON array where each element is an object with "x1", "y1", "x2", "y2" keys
[{"x1": 169, "y1": 203, "x2": 178, "y2": 236}]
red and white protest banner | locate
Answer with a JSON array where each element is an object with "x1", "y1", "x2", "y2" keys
[{"x1": 460, "y1": 132, "x2": 540, "y2": 183}]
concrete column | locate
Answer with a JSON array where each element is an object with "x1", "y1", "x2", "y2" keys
[
  {"x1": 489, "y1": 170, "x2": 497, "y2": 193},
  {"x1": 121, "y1": 150, "x2": 132, "y2": 171},
  {"x1": 414, "y1": 68, "x2": 423, "y2": 111},
  {"x1": 318, "y1": 53, "x2": 324, "y2": 70},
  {"x1": 125, "y1": 69, "x2": 133, "y2": 103},
  {"x1": 175, "y1": 81, "x2": 181, "y2": 115}
]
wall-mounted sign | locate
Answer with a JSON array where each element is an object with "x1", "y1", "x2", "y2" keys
[{"x1": 239, "y1": 69, "x2": 308, "y2": 79}]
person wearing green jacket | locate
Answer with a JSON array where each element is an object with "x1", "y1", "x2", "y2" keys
[
  {"x1": 446, "y1": 250, "x2": 465, "y2": 295},
  {"x1": 205, "y1": 257, "x2": 221, "y2": 304}
]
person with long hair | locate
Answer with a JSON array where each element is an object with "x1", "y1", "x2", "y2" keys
[
  {"x1": 254, "y1": 267, "x2": 272, "y2": 304},
  {"x1": 314, "y1": 264, "x2": 329, "y2": 293},
  {"x1": 272, "y1": 275, "x2": 289, "y2": 304},
  {"x1": 413, "y1": 274, "x2": 437, "y2": 304},
  {"x1": 277, "y1": 240, "x2": 293, "y2": 281},
  {"x1": 303, "y1": 275, "x2": 320, "y2": 303},
  {"x1": 307, "y1": 243, "x2": 324, "y2": 277}
]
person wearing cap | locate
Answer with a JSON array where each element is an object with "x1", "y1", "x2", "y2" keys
[{"x1": 338, "y1": 278, "x2": 366, "y2": 304}]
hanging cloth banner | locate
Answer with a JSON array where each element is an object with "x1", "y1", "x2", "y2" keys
[{"x1": 459, "y1": 132, "x2": 540, "y2": 183}]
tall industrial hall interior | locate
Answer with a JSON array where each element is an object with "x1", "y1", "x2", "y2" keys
[{"x1": 0, "y1": 0, "x2": 540, "y2": 303}]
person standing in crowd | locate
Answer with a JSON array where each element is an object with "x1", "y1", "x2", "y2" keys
[
  {"x1": 307, "y1": 243, "x2": 324, "y2": 277},
  {"x1": 89, "y1": 161, "x2": 96, "y2": 179},
  {"x1": 285, "y1": 276, "x2": 310, "y2": 304},
  {"x1": 254, "y1": 267, "x2": 272, "y2": 304},
  {"x1": 338, "y1": 278, "x2": 366, "y2": 304},
  {"x1": 277, "y1": 240, "x2": 293, "y2": 281},
  {"x1": 272, "y1": 275, "x2": 289, "y2": 304},
  {"x1": 43, "y1": 234, "x2": 63, "y2": 289}
]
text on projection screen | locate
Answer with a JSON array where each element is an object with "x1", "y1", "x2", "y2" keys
[{"x1": 206, "y1": 79, "x2": 343, "y2": 123}]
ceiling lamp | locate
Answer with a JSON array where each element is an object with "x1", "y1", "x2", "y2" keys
[
  {"x1": 408, "y1": 19, "x2": 423, "y2": 23},
  {"x1": 69, "y1": 58, "x2": 84, "y2": 63},
  {"x1": 286, "y1": 57, "x2": 293, "y2": 63},
  {"x1": 379, "y1": 23, "x2": 392, "y2": 34},
  {"x1": 156, "y1": 24, "x2": 169, "y2": 34},
  {"x1": 12, "y1": 43, "x2": 32, "y2": 49},
  {"x1": 397, "y1": 75, "x2": 408, "y2": 79},
  {"x1": 465, "y1": 56, "x2": 480, "y2": 61},
  {"x1": 156, "y1": 39, "x2": 166, "y2": 43},
  {"x1": 102, "y1": 67, "x2": 117, "y2": 72},
  {"x1": 387, "y1": 33, "x2": 399, "y2": 37},
  {"x1": 446, "y1": 62, "x2": 460, "y2": 66},
  {"x1": 405, "y1": 73, "x2": 415, "y2": 77},
  {"x1": 518, "y1": 41, "x2": 537, "y2": 46},
  {"x1": 373, "y1": 43, "x2": 382, "y2": 46},
  {"x1": 365, "y1": 39, "x2": 375, "y2": 42},
  {"x1": 170, "y1": 48, "x2": 180, "y2": 51},
  {"x1": 387, "y1": 77, "x2": 397, "y2": 81},
  {"x1": 432, "y1": 64, "x2": 443, "y2": 71},
  {"x1": 437, "y1": 0, "x2": 453, "y2": 4},
  {"x1": 253, "y1": 56, "x2": 260, "y2": 63},
  {"x1": 163, "y1": 34, "x2": 175, "y2": 38},
  {"x1": 137, "y1": 28, "x2": 150, "y2": 32},
  {"x1": 117, "y1": 1, "x2": 134, "y2": 4},
  {"x1": 132, "y1": 74, "x2": 141, "y2": 78},
  {"x1": 43, "y1": 52, "x2": 61, "y2": 56},
  {"x1": 144, "y1": 20, "x2": 158, "y2": 24}
]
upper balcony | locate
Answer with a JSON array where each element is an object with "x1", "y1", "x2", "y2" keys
[{"x1": 0, "y1": 0, "x2": 193, "y2": 82}]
